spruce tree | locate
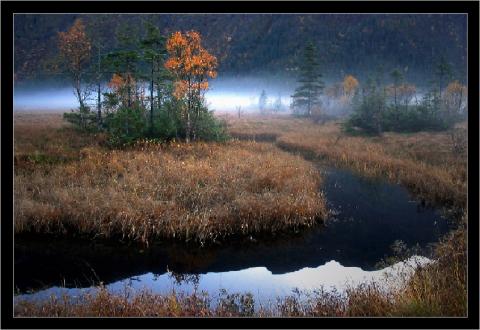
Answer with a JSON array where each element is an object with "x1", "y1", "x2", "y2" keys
[
  {"x1": 291, "y1": 42, "x2": 324, "y2": 116},
  {"x1": 140, "y1": 21, "x2": 167, "y2": 134}
]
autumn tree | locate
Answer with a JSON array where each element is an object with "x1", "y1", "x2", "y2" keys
[
  {"x1": 342, "y1": 75, "x2": 359, "y2": 105},
  {"x1": 291, "y1": 42, "x2": 324, "y2": 117},
  {"x1": 58, "y1": 18, "x2": 92, "y2": 113},
  {"x1": 165, "y1": 30, "x2": 217, "y2": 142}
]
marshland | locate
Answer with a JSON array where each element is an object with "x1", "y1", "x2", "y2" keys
[{"x1": 13, "y1": 14, "x2": 468, "y2": 317}]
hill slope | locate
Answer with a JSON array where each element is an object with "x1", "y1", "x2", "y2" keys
[{"x1": 14, "y1": 14, "x2": 467, "y2": 84}]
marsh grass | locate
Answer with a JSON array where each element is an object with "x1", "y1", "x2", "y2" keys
[
  {"x1": 14, "y1": 112, "x2": 107, "y2": 173},
  {"x1": 14, "y1": 114, "x2": 327, "y2": 244},
  {"x1": 227, "y1": 114, "x2": 467, "y2": 209}
]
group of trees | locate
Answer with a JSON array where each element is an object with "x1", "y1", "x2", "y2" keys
[
  {"x1": 58, "y1": 19, "x2": 227, "y2": 146},
  {"x1": 290, "y1": 41, "x2": 467, "y2": 134},
  {"x1": 347, "y1": 57, "x2": 467, "y2": 134}
]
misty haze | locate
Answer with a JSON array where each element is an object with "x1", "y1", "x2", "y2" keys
[
  {"x1": 14, "y1": 77, "x2": 296, "y2": 113},
  {"x1": 12, "y1": 11, "x2": 469, "y2": 319}
]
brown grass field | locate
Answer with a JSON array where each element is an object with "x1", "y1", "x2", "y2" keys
[
  {"x1": 13, "y1": 112, "x2": 467, "y2": 317},
  {"x1": 14, "y1": 113, "x2": 326, "y2": 244},
  {"x1": 226, "y1": 114, "x2": 467, "y2": 209}
]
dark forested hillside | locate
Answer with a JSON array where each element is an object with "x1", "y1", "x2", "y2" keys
[{"x1": 14, "y1": 14, "x2": 467, "y2": 84}]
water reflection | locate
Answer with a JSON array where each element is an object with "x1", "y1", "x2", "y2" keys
[
  {"x1": 16, "y1": 256, "x2": 431, "y2": 306},
  {"x1": 15, "y1": 167, "x2": 453, "y2": 301}
]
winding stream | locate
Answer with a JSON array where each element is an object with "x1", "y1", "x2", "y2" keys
[{"x1": 14, "y1": 166, "x2": 453, "y2": 305}]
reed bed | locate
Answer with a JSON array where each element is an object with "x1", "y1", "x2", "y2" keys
[{"x1": 14, "y1": 138, "x2": 326, "y2": 244}]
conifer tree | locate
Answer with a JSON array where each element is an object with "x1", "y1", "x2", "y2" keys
[
  {"x1": 291, "y1": 42, "x2": 324, "y2": 116},
  {"x1": 140, "y1": 21, "x2": 168, "y2": 133}
]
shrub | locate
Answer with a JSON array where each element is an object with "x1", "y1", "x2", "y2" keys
[
  {"x1": 194, "y1": 110, "x2": 229, "y2": 142},
  {"x1": 150, "y1": 109, "x2": 179, "y2": 140},
  {"x1": 63, "y1": 105, "x2": 98, "y2": 132},
  {"x1": 104, "y1": 106, "x2": 147, "y2": 146}
]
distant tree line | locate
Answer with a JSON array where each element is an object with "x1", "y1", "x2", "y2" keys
[
  {"x1": 58, "y1": 19, "x2": 227, "y2": 146},
  {"x1": 290, "y1": 41, "x2": 467, "y2": 133}
]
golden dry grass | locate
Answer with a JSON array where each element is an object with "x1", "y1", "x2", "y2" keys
[
  {"x1": 14, "y1": 113, "x2": 326, "y2": 244},
  {"x1": 14, "y1": 112, "x2": 107, "y2": 173},
  {"x1": 226, "y1": 114, "x2": 467, "y2": 209}
]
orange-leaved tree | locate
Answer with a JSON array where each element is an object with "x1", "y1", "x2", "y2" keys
[
  {"x1": 107, "y1": 73, "x2": 139, "y2": 108},
  {"x1": 58, "y1": 18, "x2": 92, "y2": 110},
  {"x1": 342, "y1": 75, "x2": 359, "y2": 105},
  {"x1": 164, "y1": 30, "x2": 217, "y2": 142}
]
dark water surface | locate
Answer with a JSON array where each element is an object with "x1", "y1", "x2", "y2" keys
[{"x1": 14, "y1": 167, "x2": 453, "y2": 302}]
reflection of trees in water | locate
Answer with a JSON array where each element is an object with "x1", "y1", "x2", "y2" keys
[
  {"x1": 168, "y1": 271, "x2": 201, "y2": 292},
  {"x1": 171, "y1": 272, "x2": 200, "y2": 286}
]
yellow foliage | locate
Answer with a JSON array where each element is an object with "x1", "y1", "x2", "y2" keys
[
  {"x1": 57, "y1": 19, "x2": 91, "y2": 75},
  {"x1": 342, "y1": 75, "x2": 359, "y2": 98},
  {"x1": 164, "y1": 30, "x2": 217, "y2": 100}
]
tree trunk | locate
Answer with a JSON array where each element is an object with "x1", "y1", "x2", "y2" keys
[
  {"x1": 186, "y1": 77, "x2": 192, "y2": 142},
  {"x1": 150, "y1": 63, "x2": 154, "y2": 134},
  {"x1": 75, "y1": 84, "x2": 86, "y2": 129},
  {"x1": 97, "y1": 82, "x2": 101, "y2": 126},
  {"x1": 156, "y1": 81, "x2": 161, "y2": 110},
  {"x1": 394, "y1": 86, "x2": 397, "y2": 108},
  {"x1": 185, "y1": 110, "x2": 191, "y2": 143},
  {"x1": 97, "y1": 47, "x2": 102, "y2": 127},
  {"x1": 127, "y1": 71, "x2": 132, "y2": 107}
]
